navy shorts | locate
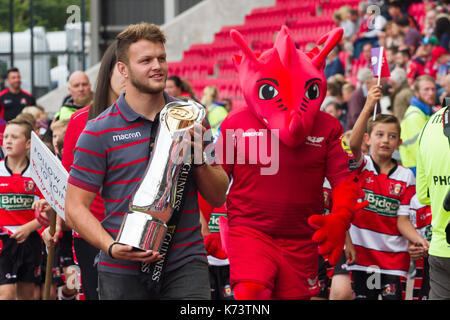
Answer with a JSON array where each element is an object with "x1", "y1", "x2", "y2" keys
[
  {"x1": 0, "y1": 232, "x2": 43, "y2": 285},
  {"x1": 209, "y1": 264, "x2": 234, "y2": 300}
]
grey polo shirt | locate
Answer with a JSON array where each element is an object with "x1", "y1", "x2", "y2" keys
[{"x1": 68, "y1": 92, "x2": 208, "y2": 275}]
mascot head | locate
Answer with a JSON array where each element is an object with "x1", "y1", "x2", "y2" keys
[{"x1": 231, "y1": 25, "x2": 343, "y2": 147}]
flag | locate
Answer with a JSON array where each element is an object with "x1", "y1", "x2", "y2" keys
[{"x1": 371, "y1": 47, "x2": 391, "y2": 78}]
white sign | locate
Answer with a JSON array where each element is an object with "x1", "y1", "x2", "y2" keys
[{"x1": 30, "y1": 131, "x2": 68, "y2": 220}]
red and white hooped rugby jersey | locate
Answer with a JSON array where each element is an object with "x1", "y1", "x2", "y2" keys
[
  {"x1": 348, "y1": 155, "x2": 415, "y2": 277},
  {"x1": 409, "y1": 194, "x2": 432, "y2": 300},
  {"x1": 0, "y1": 158, "x2": 42, "y2": 234},
  {"x1": 409, "y1": 194, "x2": 432, "y2": 241}
]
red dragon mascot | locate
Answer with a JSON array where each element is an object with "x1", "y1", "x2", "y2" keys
[{"x1": 211, "y1": 25, "x2": 368, "y2": 300}]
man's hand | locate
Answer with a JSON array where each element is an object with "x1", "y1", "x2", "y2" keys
[
  {"x1": 109, "y1": 243, "x2": 163, "y2": 264},
  {"x1": 188, "y1": 120, "x2": 207, "y2": 166}
]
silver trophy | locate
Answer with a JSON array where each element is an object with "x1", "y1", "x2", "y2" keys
[{"x1": 116, "y1": 100, "x2": 205, "y2": 252}]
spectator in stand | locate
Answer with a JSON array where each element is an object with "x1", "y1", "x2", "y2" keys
[
  {"x1": 390, "y1": 68, "x2": 414, "y2": 121},
  {"x1": 386, "y1": 46, "x2": 399, "y2": 72},
  {"x1": 395, "y1": 48, "x2": 412, "y2": 70},
  {"x1": 362, "y1": 43, "x2": 374, "y2": 69},
  {"x1": 346, "y1": 68, "x2": 379, "y2": 130},
  {"x1": 380, "y1": 22, "x2": 403, "y2": 49},
  {"x1": 342, "y1": 83, "x2": 356, "y2": 105},
  {"x1": 396, "y1": 16, "x2": 423, "y2": 56},
  {"x1": 423, "y1": 9, "x2": 437, "y2": 38},
  {"x1": 438, "y1": 73, "x2": 450, "y2": 103},
  {"x1": 350, "y1": 43, "x2": 374, "y2": 83},
  {"x1": 333, "y1": 5, "x2": 357, "y2": 40},
  {"x1": 201, "y1": 85, "x2": 228, "y2": 135},
  {"x1": 430, "y1": 46, "x2": 449, "y2": 82},
  {"x1": 165, "y1": 75, "x2": 183, "y2": 97},
  {"x1": 325, "y1": 47, "x2": 345, "y2": 79},
  {"x1": 222, "y1": 98, "x2": 233, "y2": 113},
  {"x1": 0, "y1": 68, "x2": 36, "y2": 122},
  {"x1": 399, "y1": 75, "x2": 437, "y2": 175},
  {"x1": 422, "y1": 36, "x2": 440, "y2": 75},
  {"x1": 180, "y1": 78, "x2": 198, "y2": 101},
  {"x1": 407, "y1": 45, "x2": 429, "y2": 85},
  {"x1": 324, "y1": 101, "x2": 345, "y2": 130},
  {"x1": 352, "y1": 2, "x2": 387, "y2": 59},
  {"x1": 165, "y1": 75, "x2": 194, "y2": 99},
  {"x1": 54, "y1": 71, "x2": 93, "y2": 121},
  {"x1": 321, "y1": 81, "x2": 342, "y2": 112},
  {"x1": 434, "y1": 15, "x2": 450, "y2": 51},
  {"x1": 341, "y1": 83, "x2": 355, "y2": 124},
  {"x1": 387, "y1": 1, "x2": 420, "y2": 30}
]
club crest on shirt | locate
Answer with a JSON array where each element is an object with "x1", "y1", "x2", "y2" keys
[
  {"x1": 24, "y1": 180, "x2": 36, "y2": 192},
  {"x1": 389, "y1": 182, "x2": 403, "y2": 196}
]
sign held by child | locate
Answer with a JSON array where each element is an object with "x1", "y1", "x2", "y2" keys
[{"x1": 30, "y1": 131, "x2": 68, "y2": 220}]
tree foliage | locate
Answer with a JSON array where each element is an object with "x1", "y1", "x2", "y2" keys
[{"x1": 0, "y1": 0, "x2": 90, "y2": 32}]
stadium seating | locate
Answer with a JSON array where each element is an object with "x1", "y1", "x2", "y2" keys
[{"x1": 168, "y1": 0, "x2": 426, "y2": 106}]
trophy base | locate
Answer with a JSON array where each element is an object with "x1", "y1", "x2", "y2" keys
[{"x1": 116, "y1": 211, "x2": 167, "y2": 252}]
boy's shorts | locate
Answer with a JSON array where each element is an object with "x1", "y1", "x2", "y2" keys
[
  {"x1": 317, "y1": 252, "x2": 350, "y2": 299},
  {"x1": 209, "y1": 264, "x2": 234, "y2": 300},
  {"x1": 0, "y1": 232, "x2": 43, "y2": 285},
  {"x1": 227, "y1": 225, "x2": 319, "y2": 299}
]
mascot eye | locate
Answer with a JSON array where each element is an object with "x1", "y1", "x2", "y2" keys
[
  {"x1": 305, "y1": 83, "x2": 320, "y2": 100},
  {"x1": 258, "y1": 84, "x2": 279, "y2": 100}
]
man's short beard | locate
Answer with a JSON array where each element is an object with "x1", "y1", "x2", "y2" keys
[{"x1": 129, "y1": 69, "x2": 165, "y2": 95}]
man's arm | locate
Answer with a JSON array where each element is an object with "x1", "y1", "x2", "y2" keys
[
  {"x1": 349, "y1": 85, "x2": 382, "y2": 163},
  {"x1": 65, "y1": 183, "x2": 161, "y2": 263},
  {"x1": 194, "y1": 164, "x2": 229, "y2": 208}
]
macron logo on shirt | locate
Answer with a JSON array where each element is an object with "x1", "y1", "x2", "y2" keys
[{"x1": 112, "y1": 131, "x2": 142, "y2": 142}]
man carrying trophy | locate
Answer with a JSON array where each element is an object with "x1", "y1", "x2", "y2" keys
[{"x1": 65, "y1": 23, "x2": 229, "y2": 300}]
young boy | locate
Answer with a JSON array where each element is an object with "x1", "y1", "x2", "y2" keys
[
  {"x1": 348, "y1": 85, "x2": 429, "y2": 300},
  {"x1": 50, "y1": 119, "x2": 69, "y2": 160},
  {"x1": 0, "y1": 118, "x2": 44, "y2": 300}
]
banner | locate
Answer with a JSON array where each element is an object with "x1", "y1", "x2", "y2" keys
[{"x1": 30, "y1": 131, "x2": 68, "y2": 221}]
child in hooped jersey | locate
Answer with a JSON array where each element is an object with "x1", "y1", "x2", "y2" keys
[
  {"x1": 0, "y1": 118, "x2": 44, "y2": 299},
  {"x1": 348, "y1": 85, "x2": 429, "y2": 300},
  {"x1": 408, "y1": 194, "x2": 432, "y2": 300}
]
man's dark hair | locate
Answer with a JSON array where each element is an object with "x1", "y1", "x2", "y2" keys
[
  {"x1": 400, "y1": 49, "x2": 411, "y2": 59},
  {"x1": 6, "y1": 67, "x2": 19, "y2": 78},
  {"x1": 395, "y1": 16, "x2": 410, "y2": 27},
  {"x1": 388, "y1": 1, "x2": 402, "y2": 9}
]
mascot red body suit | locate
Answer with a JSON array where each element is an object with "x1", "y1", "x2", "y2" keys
[{"x1": 214, "y1": 26, "x2": 367, "y2": 300}]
